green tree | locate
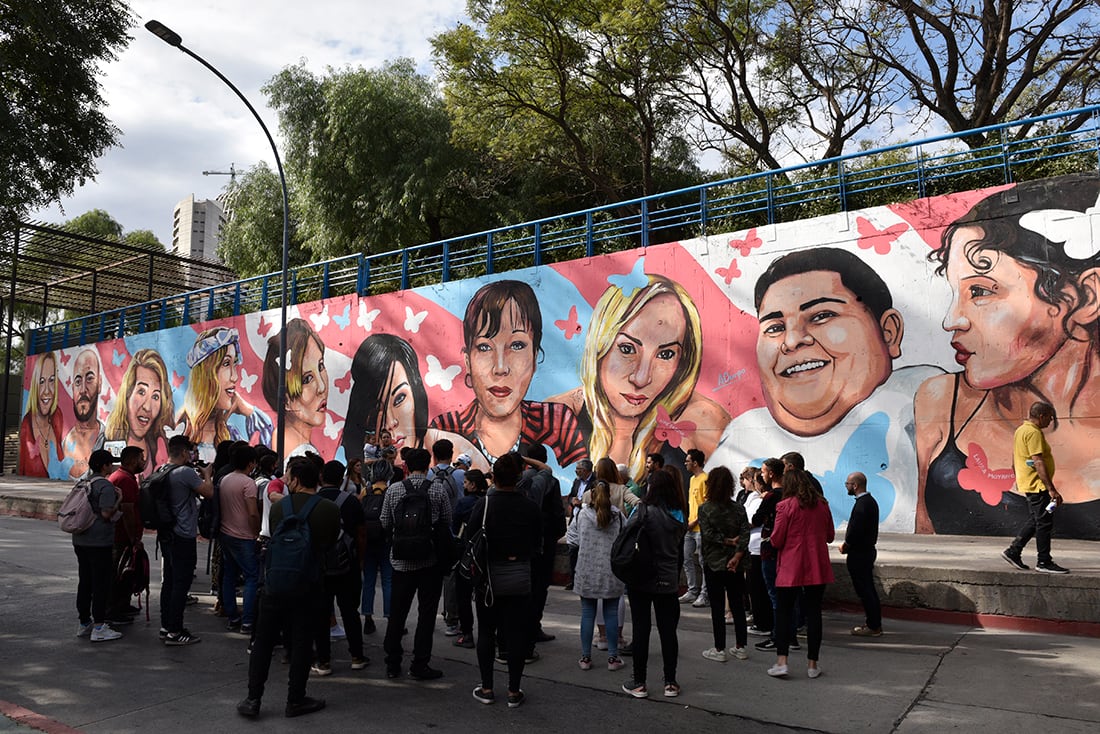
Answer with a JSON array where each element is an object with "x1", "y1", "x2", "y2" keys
[
  {"x1": 216, "y1": 162, "x2": 306, "y2": 277},
  {"x1": 263, "y1": 59, "x2": 486, "y2": 260},
  {"x1": 433, "y1": 0, "x2": 702, "y2": 214},
  {"x1": 840, "y1": 0, "x2": 1100, "y2": 147},
  {"x1": 0, "y1": 0, "x2": 132, "y2": 224}
]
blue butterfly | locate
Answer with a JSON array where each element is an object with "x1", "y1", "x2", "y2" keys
[
  {"x1": 112, "y1": 349, "x2": 125, "y2": 367},
  {"x1": 607, "y1": 257, "x2": 648, "y2": 298},
  {"x1": 333, "y1": 303, "x2": 351, "y2": 331},
  {"x1": 819, "y1": 412, "x2": 895, "y2": 527}
]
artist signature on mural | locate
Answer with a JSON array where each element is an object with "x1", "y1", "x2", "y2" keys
[{"x1": 712, "y1": 367, "x2": 746, "y2": 392}]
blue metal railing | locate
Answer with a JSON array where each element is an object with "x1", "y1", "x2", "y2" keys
[{"x1": 28, "y1": 104, "x2": 1100, "y2": 355}]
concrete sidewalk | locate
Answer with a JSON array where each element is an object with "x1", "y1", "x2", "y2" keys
[
  {"x1": 3, "y1": 473, "x2": 1098, "y2": 629},
  {"x1": 2, "y1": 514, "x2": 1100, "y2": 734}
]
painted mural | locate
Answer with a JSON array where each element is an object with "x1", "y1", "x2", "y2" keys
[{"x1": 20, "y1": 172, "x2": 1100, "y2": 539}]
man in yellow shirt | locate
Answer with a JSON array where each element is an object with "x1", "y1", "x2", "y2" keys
[
  {"x1": 680, "y1": 449, "x2": 710, "y2": 607},
  {"x1": 1002, "y1": 402, "x2": 1068, "y2": 574}
]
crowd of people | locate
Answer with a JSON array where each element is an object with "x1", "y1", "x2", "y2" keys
[{"x1": 67, "y1": 434, "x2": 887, "y2": 718}]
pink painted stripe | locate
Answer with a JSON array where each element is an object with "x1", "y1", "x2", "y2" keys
[
  {"x1": 829, "y1": 601, "x2": 1100, "y2": 638},
  {"x1": 0, "y1": 701, "x2": 83, "y2": 734}
]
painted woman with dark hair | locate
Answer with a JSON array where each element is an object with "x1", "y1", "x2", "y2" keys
[
  {"x1": 341, "y1": 333, "x2": 476, "y2": 464},
  {"x1": 916, "y1": 173, "x2": 1100, "y2": 539},
  {"x1": 262, "y1": 318, "x2": 328, "y2": 458},
  {"x1": 431, "y1": 280, "x2": 586, "y2": 468}
]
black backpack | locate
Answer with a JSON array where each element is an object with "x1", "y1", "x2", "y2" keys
[
  {"x1": 391, "y1": 479, "x2": 434, "y2": 561},
  {"x1": 139, "y1": 464, "x2": 184, "y2": 531},
  {"x1": 197, "y1": 474, "x2": 222, "y2": 539},
  {"x1": 116, "y1": 541, "x2": 151, "y2": 620},
  {"x1": 361, "y1": 491, "x2": 386, "y2": 545},
  {"x1": 324, "y1": 492, "x2": 356, "y2": 576},
  {"x1": 265, "y1": 495, "x2": 323, "y2": 597},
  {"x1": 434, "y1": 465, "x2": 460, "y2": 505},
  {"x1": 611, "y1": 504, "x2": 651, "y2": 586}
]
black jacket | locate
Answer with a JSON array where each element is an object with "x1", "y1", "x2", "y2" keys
[
  {"x1": 844, "y1": 493, "x2": 879, "y2": 554},
  {"x1": 627, "y1": 503, "x2": 685, "y2": 594}
]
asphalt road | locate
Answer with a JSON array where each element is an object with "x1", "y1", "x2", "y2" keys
[{"x1": 2, "y1": 515, "x2": 1099, "y2": 733}]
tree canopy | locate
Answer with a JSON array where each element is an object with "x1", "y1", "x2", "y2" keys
[{"x1": 0, "y1": 0, "x2": 132, "y2": 225}]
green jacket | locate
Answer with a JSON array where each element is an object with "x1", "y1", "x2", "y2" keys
[{"x1": 698, "y1": 500, "x2": 750, "y2": 572}]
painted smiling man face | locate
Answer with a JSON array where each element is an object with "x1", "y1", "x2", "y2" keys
[{"x1": 756, "y1": 271, "x2": 902, "y2": 437}]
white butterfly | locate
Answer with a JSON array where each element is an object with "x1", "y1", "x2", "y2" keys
[
  {"x1": 309, "y1": 305, "x2": 330, "y2": 331},
  {"x1": 276, "y1": 348, "x2": 294, "y2": 372},
  {"x1": 404, "y1": 306, "x2": 428, "y2": 334},
  {"x1": 239, "y1": 369, "x2": 258, "y2": 392},
  {"x1": 358, "y1": 302, "x2": 381, "y2": 330},
  {"x1": 424, "y1": 354, "x2": 462, "y2": 391},
  {"x1": 323, "y1": 411, "x2": 345, "y2": 440}
]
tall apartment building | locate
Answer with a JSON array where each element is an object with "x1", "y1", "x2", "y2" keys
[{"x1": 172, "y1": 195, "x2": 225, "y2": 263}]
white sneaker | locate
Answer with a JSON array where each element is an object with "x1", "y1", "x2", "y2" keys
[
  {"x1": 692, "y1": 595, "x2": 710, "y2": 608},
  {"x1": 77, "y1": 622, "x2": 92, "y2": 638},
  {"x1": 330, "y1": 623, "x2": 346, "y2": 640},
  {"x1": 729, "y1": 647, "x2": 749, "y2": 660},
  {"x1": 702, "y1": 647, "x2": 728, "y2": 662},
  {"x1": 596, "y1": 638, "x2": 609, "y2": 650},
  {"x1": 677, "y1": 591, "x2": 698, "y2": 604},
  {"x1": 91, "y1": 623, "x2": 122, "y2": 642},
  {"x1": 767, "y1": 663, "x2": 788, "y2": 677}
]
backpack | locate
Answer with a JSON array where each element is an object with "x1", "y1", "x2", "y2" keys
[
  {"x1": 611, "y1": 504, "x2": 652, "y2": 586},
  {"x1": 391, "y1": 479, "x2": 434, "y2": 561},
  {"x1": 434, "y1": 465, "x2": 460, "y2": 505},
  {"x1": 264, "y1": 494, "x2": 323, "y2": 597},
  {"x1": 361, "y1": 492, "x2": 386, "y2": 545},
  {"x1": 116, "y1": 541, "x2": 151, "y2": 621},
  {"x1": 324, "y1": 492, "x2": 356, "y2": 576},
  {"x1": 197, "y1": 474, "x2": 222, "y2": 539},
  {"x1": 139, "y1": 464, "x2": 184, "y2": 531},
  {"x1": 58, "y1": 478, "x2": 97, "y2": 534}
]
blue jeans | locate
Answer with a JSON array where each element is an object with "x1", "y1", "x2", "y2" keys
[
  {"x1": 219, "y1": 533, "x2": 259, "y2": 626},
  {"x1": 580, "y1": 596, "x2": 620, "y2": 657},
  {"x1": 361, "y1": 544, "x2": 392, "y2": 617}
]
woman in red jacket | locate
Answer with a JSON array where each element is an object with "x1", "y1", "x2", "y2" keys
[{"x1": 767, "y1": 469, "x2": 834, "y2": 679}]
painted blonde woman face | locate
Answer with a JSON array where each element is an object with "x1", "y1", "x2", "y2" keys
[{"x1": 127, "y1": 366, "x2": 163, "y2": 441}]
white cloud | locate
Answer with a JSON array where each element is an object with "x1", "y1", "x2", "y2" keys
[{"x1": 30, "y1": 0, "x2": 467, "y2": 247}]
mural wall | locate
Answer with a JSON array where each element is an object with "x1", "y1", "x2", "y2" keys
[{"x1": 20, "y1": 172, "x2": 1100, "y2": 539}]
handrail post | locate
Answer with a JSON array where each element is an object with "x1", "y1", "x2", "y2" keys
[
  {"x1": 233, "y1": 283, "x2": 241, "y2": 316},
  {"x1": 322, "y1": 262, "x2": 331, "y2": 299},
  {"x1": 534, "y1": 223, "x2": 542, "y2": 266},
  {"x1": 585, "y1": 212, "x2": 594, "y2": 258},
  {"x1": 442, "y1": 241, "x2": 451, "y2": 282},
  {"x1": 766, "y1": 174, "x2": 776, "y2": 224},
  {"x1": 700, "y1": 187, "x2": 709, "y2": 236},
  {"x1": 183, "y1": 294, "x2": 191, "y2": 325},
  {"x1": 261, "y1": 277, "x2": 269, "y2": 310},
  {"x1": 641, "y1": 200, "x2": 650, "y2": 248},
  {"x1": 401, "y1": 249, "x2": 410, "y2": 290},
  {"x1": 838, "y1": 159, "x2": 848, "y2": 211},
  {"x1": 486, "y1": 233, "x2": 494, "y2": 275},
  {"x1": 1000, "y1": 127, "x2": 1012, "y2": 184}
]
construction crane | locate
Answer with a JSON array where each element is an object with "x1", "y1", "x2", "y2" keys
[{"x1": 202, "y1": 162, "x2": 240, "y2": 185}]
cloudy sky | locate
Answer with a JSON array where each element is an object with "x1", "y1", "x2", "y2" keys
[{"x1": 30, "y1": 0, "x2": 467, "y2": 247}]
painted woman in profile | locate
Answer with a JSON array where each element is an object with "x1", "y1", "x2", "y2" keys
[{"x1": 916, "y1": 173, "x2": 1100, "y2": 539}]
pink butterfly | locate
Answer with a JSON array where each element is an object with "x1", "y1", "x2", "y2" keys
[
  {"x1": 715, "y1": 258, "x2": 741, "y2": 284},
  {"x1": 256, "y1": 315, "x2": 273, "y2": 338},
  {"x1": 60, "y1": 351, "x2": 72, "y2": 366},
  {"x1": 171, "y1": 371, "x2": 185, "y2": 390},
  {"x1": 554, "y1": 305, "x2": 582, "y2": 340},
  {"x1": 334, "y1": 370, "x2": 353, "y2": 393},
  {"x1": 654, "y1": 405, "x2": 696, "y2": 449},
  {"x1": 957, "y1": 442, "x2": 1015, "y2": 506},
  {"x1": 728, "y1": 229, "x2": 762, "y2": 257},
  {"x1": 856, "y1": 216, "x2": 907, "y2": 255}
]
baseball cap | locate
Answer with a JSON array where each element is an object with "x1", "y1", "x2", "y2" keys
[{"x1": 454, "y1": 453, "x2": 472, "y2": 468}]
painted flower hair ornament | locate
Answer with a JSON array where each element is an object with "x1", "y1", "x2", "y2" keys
[
  {"x1": 186, "y1": 327, "x2": 242, "y2": 368},
  {"x1": 1018, "y1": 191, "x2": 1100, "y2": 260}
]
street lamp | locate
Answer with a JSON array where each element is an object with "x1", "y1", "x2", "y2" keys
[{"x1": 146, "y1": 19, "x2": 291, "y2": 461}]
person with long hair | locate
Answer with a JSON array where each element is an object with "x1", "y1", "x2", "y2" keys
[
  {"x1": 341, "y1": 333, "x2": 476, "y2": 465},
  {"x1": 621, "y1": 470, "x2": 686, "y2": 700},
  {"x1": 767, "y1": 469, "x2": 834, "y2": 679},
  {"x1": 917, "y1": 173, "x2": 1100, "y2": 539},
  {"x1": 468, "y1": 453, "x2": 542, "y2": 708},
  {"x1": 104, "y1": 349, "x2": 175, "y2": 476},
  {"x1": 261, "y1": 319, "x2": 326, "y2": 458},
  {"x1": 582, "y1": 457, "x2": 640, "y2": 514},
  {"x1": 571, "y1": 478, "x2": 627, "y2": 672},
  {"x1": 19, "y1": 350, "x2": 64, "y2": 477},
  {"x1": 698, "y1": 466, "x2": 751, "y2": 662},
  {"x1": 178, "y1": 327, "x2": 270, "y2": 464},
  {"x1": 550, "y1": 274, "x2": 729, "y2": 484},
  {"x1": 432, "y1": 280, "x2": 587, "y2": 468}
]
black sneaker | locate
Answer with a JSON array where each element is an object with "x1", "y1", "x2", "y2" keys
[
  {"x1": 285, "y1": 697, "x2": 325, "y2": 718},
  {"x1": 754, "y1": 638, "x2": 776, "y2": 651},
  {"x1": 227, "y1": 618, "x2": 242, "y2": 632},
  {"x1": 507, "y1": 690, "x2": 526, "y2": 708},
  {"x1": 1036, "y1": 561, "x2": 1070, "y2": 574},
  {"x1": 363, "y1": 616, "x2": 376, "y2": 635},
  {"x1": 385, "y1": 666, "x2": 401, "y2": 679},
  {"x1": 237, "y1": 698, "x2": 260, "y2": 718},
  {"x1": 534, "y1": 630, "x2": 555, "y2": 642},
  {"x1": 620, "y1": 641, "x2": 633, "y2": 657},
  {"x1": 789, "y1": 638, "x2": 801, "y2": 651},
  {"x1": 409, "y1": 665, "x2": 443, "y2": 680},
  {"x1": 164, "y1": 630, "x2": 202, "y2": 646},
  {"x1": 1001, "y1": 549, "x2": 1029, "y2": 570}
]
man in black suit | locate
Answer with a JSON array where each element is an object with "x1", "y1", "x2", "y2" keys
[{"x1": 840, "y1": 472, "x2": 882, "y2": 637}]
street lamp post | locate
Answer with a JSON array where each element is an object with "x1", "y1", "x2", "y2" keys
[{"x1": 145, "y1": 20, "x2": 291, "y2": 461}]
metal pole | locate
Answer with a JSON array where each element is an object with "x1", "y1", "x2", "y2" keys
[
  {"x1": 146, "y1": 20, "x2": 291, "y2": 461},
  {"x1": 1, "y1": 224, "x2": 20, "y2": 474}
]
